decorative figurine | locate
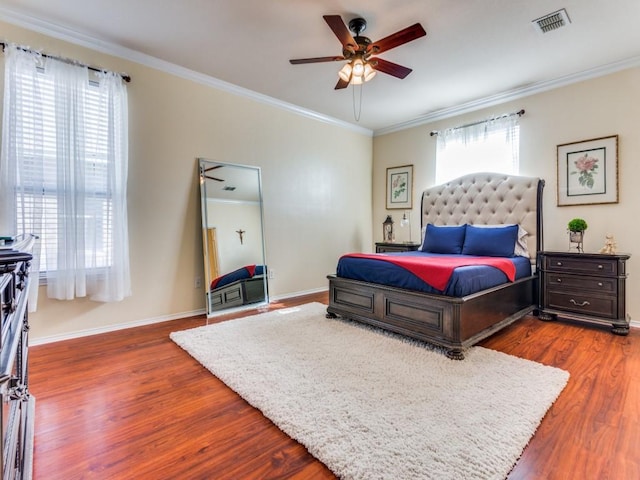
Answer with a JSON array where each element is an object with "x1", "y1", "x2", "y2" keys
[{"x1": 599, "y1": 234, "x2": 617, "y2": 255}]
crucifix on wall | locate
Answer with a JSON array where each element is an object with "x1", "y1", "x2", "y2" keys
[{"x1": 236, "y1": 229, "x2": 246, "y2": 244}]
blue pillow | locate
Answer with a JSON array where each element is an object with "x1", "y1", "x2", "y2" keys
[
  {"x1": 421, "y1": 224, "x2": 467, "y2": 254},
  {"x1": 462, "y1": 224, "x2": 519, "y2": 257}
]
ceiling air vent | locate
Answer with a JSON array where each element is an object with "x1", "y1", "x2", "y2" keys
[{"x1": 532, "y1": 8, "x2": 571, "y2": 34}]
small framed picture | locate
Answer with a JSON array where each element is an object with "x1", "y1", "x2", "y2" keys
[
  {"x1": 557, "y1": 135, "x2": 618, "y2": 206},
  {"x1": 386, "y1": 164, "x2": 413, "y2": 209}
]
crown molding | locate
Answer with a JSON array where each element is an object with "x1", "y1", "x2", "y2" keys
[
  {"x1": 374, "y1": 54, "x2": 640, "y2": 136},
  {"x1": 0, "y1": 6, "x2": 373, "y2": 137}
]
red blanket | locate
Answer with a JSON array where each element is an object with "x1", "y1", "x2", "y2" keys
[
  {"x1": 342, "y1": 253, "x2": 516, "y2": 291},
  {"x1": 210, "y1": 264, "x2": 256, "y2": 290}
]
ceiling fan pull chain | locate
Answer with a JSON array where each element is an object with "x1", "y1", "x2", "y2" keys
[{"x1": 353, "y1": 83, "x2": 363, "y2": 121}]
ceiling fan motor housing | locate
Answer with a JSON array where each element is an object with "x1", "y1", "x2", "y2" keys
[
  {"x1": 348, "y1": 17, "x2": 367, "y2": 35},
  {"x1": 343, "y1": 36, "x2": 372, "y2": 58}
]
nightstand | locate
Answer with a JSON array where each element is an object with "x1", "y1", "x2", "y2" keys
[
  {"x1": 538, "y1": 251, "x2": 631, "y2": 335},
  {"x1": 375, "y1": 242, "x2": 421, "y2": 253}
]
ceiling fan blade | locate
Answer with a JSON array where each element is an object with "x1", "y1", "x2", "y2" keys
[
  {"x1": 323, "y1": 15, "x2": 358, "y2": 51},
  {"x1": 368, "y1": 23, "x2": 426, "y2": 55},
  {"x1": 290, "y1": 56, "x2": 345, "y2": 65},
  {"x1": 205, "y1": 175, "x2": 224, "y2": 182},
  {"x1": 371, "y1": 58, "x2": 413, "y2": 79},
  {"x1": 334, "y1": 78, "x2": 349, "y2": 90}
]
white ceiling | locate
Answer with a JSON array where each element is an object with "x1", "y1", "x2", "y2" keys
[
  {"x1": 1, "y1": 0, "x2": 640, "y2": 133},
  {"x1": 201, "y1": 160, "x2": 262, "y2": 203}
]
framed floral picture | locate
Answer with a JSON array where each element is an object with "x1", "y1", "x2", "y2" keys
[
  {"x1": 386, "y1": 164, "x2": 413, "y2": 209},
  {"x1": 557, "y1": 135, "x2": 618, "y2": 206}
]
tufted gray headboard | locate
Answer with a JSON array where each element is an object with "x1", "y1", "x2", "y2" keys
[{"x1": 420, "y1": 172, "x2": 544, "y2": 262}]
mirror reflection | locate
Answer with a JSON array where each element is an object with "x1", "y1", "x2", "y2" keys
[{"x1": 198, "y1": 158, "x2": 268, "y2": 316}]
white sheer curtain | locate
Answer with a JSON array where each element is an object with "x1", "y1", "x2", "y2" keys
[
  {"x1": 435, "y1": 114, "x2": 520, "y2": 184},
  {"x1": 0, "y1": 45, "x2": 131, "y2": 303}
]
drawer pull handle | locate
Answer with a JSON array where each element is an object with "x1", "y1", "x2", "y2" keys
[
  {"x1": 556, "y1": 278, "x2": 562, "y2": 283},
  {"x1": 598, "y1": 264, "x2": 604, "y2": 270},
  {"x1": 570, "y1": 299, "x2": 590, "y2": 307},
  {"x1": 598, "y1": 282, "x2": 603, "y2": 287},
  {"x1": 556, "y1": 261, "x2": 563, "y2": 266}
]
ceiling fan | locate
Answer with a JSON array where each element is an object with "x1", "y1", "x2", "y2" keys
[
  {"x1": 290, "y1": 15, "x2": 426, "y2": 89},
  {"x1": 203, "y1": 165, "x2": 224, "y2": 182}
]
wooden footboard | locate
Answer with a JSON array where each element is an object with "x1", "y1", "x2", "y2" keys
[
  {"x1": 209, "y1": 276, "x2": 266, "y2": 311},
  {"x1": 326, "y1": 274, "x2": 535, "y2": 359}
]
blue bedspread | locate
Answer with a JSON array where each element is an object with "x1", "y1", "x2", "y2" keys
[
  {"x1": 336, "y1": 251, "x2": 531, "y2": 296},
  {"x1": 211, "y1": 264, "x2": 266, "y2": 290}
]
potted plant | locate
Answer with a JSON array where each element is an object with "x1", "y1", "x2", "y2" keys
[{"x1": 568, "y1": 218, "x2": 587, "y2": 252}]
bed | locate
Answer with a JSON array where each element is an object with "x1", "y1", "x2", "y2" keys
[
  {"x1": 326, "y1": 172, "x2": 544, "y2": 359},
  {"x1": 209, "y1": 265, "x2": 267, "y2": 311}
]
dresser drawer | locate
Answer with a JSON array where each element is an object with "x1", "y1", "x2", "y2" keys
[
  {"x1": 545, "y1": 273, "x2": 617, "y2": 294},
  {"x1": 546, "y1": 290, "x2": 617, "y2": 319},
  {"x1": 544, "y1": 256, "x2": 618, "y2": 276}
]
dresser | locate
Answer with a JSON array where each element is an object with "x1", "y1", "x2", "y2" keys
[
  {"x1": 538, "y1": 251, "x2": 630, "y2": 334},
  {"x1": 375, "y1": 242, "x2": 421, "y2": 253},
  {"x1": 0, "y1": 235, "x2": 35, "y2": 479}
]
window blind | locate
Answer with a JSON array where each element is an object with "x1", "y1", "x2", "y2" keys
[
  {"x1": 2, "y1": 43, "x2": 131, "y2": 302},
  {"x1": 14, "y1": 69, "x2": 113, "y2": 273}
]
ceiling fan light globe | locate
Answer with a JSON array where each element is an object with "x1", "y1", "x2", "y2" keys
[
  {"x1": 352, "y1": 58, "x2": 365, "y2": 76},
  {"x1": 338, "y1": 63, "x2": 352, "y2": 82},
  {"x1": 363, "y1": 63, "x2": 376, "y2": 82},
  {"x1": 351, "y1": 76, "x2": 364, "y2": 85}
]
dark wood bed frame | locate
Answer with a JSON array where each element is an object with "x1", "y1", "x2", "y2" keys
[
  {"x1": 209, "y1": 276, "x2": 267, "y2": 311},
  {"x1": 326, "y1": 173, "x2": 544, "y2": 360}
]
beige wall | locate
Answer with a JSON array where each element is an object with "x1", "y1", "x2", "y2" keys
[
  {"x1": 0, "y1": 21, "x2": 373, "y2": 342},
  {"x1": 374, "y1": 67, "x2": 640, "y2": 321}
]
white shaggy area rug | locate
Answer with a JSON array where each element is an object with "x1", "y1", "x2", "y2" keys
[{"x1": 171, "y1": 302, "x2": 569, "y2": 480}]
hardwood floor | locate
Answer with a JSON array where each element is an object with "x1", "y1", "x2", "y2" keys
[{"x1": 30, "y1": 293, "x2": 639, "y2": 479}]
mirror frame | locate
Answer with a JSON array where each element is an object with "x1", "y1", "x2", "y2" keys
[{"x1": 198, "y1": 158, "x2": 268, "y2": 317}]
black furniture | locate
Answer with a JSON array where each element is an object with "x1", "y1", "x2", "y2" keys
[
  {"x1": 374, "y1": 242, "x2": 421, "y2": 253},
  {"x1": 0, "y1": 235, "x2": 35, "y2": 479},
  {"x1": 538, "y1": 251, "x2": 630, "y2": 334}
]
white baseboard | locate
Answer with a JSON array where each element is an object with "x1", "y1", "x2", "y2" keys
[
  {"x1": 269, "y1": 286, "x2": 328, "y2": 302},
  {"x1": 30, "y1": 308, "x2": 206, "y2": 346},
  {"x1": 30, "y1": 287, "x2": 329, "y2": 346}
]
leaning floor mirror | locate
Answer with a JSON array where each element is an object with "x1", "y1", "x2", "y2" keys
[{"x1": 198, "y1": 158, "x2": 268, "y2": 317}]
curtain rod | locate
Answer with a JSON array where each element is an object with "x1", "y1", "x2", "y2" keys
[
  {"x1": 429, "y1": 109, "x2": 524, "y2": 137},
  {"x1": 0, "y1": 42, "x2": 131, "y2": 83}
]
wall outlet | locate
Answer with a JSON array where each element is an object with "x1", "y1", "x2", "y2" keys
[
  {"x1": 194, "y1": 276, "x2": 202, "y2": 289},
  {"x1": 268, "y1": 269, "x2": 275, "y2": 279}
]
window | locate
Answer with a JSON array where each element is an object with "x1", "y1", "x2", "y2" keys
[
  {"x1": 1, "y1": 45, "x2": 131, "y2": 302},
  {"x1": 435, "y1": 114, "x2": 520, "y2": 184},
  {"x1": 15, "y1": 73, "x2": 113, "y2": 272}
]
